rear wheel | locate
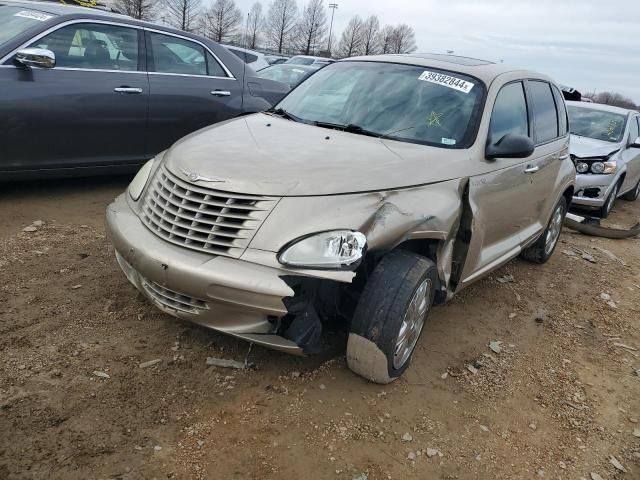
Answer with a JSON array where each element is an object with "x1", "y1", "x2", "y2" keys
[
  {"x1": 521, "y1": 196, "x2": 567, "y2": 264},
  {"x1": 346, "y1": 250, "x2": 437, "y2": 384},
  {"x1": 621, "y1": 180, "x2": 640, "y2": 201}
]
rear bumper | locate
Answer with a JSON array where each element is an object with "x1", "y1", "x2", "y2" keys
[
  {"x1": 106, "y1": 194, "x2": 305, "y2": 354},
  {"x1": 571, "y1": 173, "x2": 618, "y2": 208}
]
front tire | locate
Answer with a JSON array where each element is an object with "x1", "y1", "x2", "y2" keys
[
  {"x1": 346, "y1": 250, "x2": 437, "y2": 384},
  {"x1": 599, "y1": 181, "x2": 620, "y2": 218},
  {"x1": 521, "y1": 196, "x2": 567, "y2": 264},
  {"x1": 621, "y1": 180, "x2": 640, "y2": 201}
]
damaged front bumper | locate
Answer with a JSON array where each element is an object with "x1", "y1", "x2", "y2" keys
[
  {"x1": 106, "y1": 194, "x2": 353, "y2": 355},
  {"x1": 572, "y1": 173, "x2": 619, "y2": 208}
]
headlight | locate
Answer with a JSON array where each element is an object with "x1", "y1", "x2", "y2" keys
[
  {"x1": 602, "y1": 161, "x2": 617, "y2": 174},
  {"x1": 128, "y1": 159, "x2": 155, "y2": 201},
  {"x1": 576, "y1": 162, "x2": 589, "y2": 173},
  {"x1": 279, "y1": 230, "x2": 367, "y2": 269},
  {"x1": 591, "y1": 162, "x2": 605, "y2": 174}
]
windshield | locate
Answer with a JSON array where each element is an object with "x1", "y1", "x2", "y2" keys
[
  {"x1": 0, "y1": 6, "x2": 55, "y2": 46},
  {"x1": 287, "y1": 56, "x2": 315, "y2": 65},
  {"x1": 258, "y1": 65, "x2": 312, "y2": 87},
  {"x1": 568, "y1": 106, "x2": 627, "y2": 143},
  {"x1": 276, "y1": 61, "x2": 485, "y2": 148}
]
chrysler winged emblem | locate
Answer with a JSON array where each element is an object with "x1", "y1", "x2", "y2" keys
[{"x1": 179, "y1": 167, "x2": 224, "y2": 183}]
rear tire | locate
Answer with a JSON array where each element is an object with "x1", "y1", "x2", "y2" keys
[
  {"x1": 621, "y1": 180, "x2": 640, "y2": 201},
  {"x1": 346, "y1": 250, "x2": 437, "y2": 384},
  {"x1": 521, "y1": 196, "x2": 567, "y2": 264}
]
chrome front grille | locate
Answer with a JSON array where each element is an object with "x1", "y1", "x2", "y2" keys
[
  {"x1": 142, "y1": 279, "x2": 209, "y2": 315},
  {"x1": 141, "y1": 166, "x2": 278, "y2": 257}
]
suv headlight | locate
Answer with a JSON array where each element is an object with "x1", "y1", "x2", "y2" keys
[
  {"x1": 128, "y1": 159, "x2": 155, "y2": 201},
  {"x1": 279, "y1": 230, "x2": 367, "y2": 269},
  {"x1": 590, "y1": 161, "x2": 616, "y2": 174}
]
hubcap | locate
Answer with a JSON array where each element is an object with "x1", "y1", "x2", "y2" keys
[
  {"x1": 393, "y1": 278, "x2": 431, "y2": 370},
  {"x1": 544, "y1": 204, "x2": 564, "y2": 256},
  {"x1": 606, "y1": 184, "x2": 618, "y2": 214}
]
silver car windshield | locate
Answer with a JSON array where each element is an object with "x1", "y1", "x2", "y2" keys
[
  {"x1": 0, "y1": 6, "x2": 55, "y2": 46},
  {"x1": 276, "y1": 61, "x2": 484, "y2": 148},
  {"x1": 568, "y1": 106, "x2": 627, "y2": 143}
]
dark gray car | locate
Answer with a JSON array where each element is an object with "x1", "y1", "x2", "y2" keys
[{"x1": 0, "y1": 0, "x2": 290, "y2": 179}]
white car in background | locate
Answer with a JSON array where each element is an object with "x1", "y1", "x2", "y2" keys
[
  {"x1": 223, "y1": 45, "x2": 270, "y2": 71},
  {"x1": 285, "y1": 55, "x2": 335, "y2": 67},
  {"x1": 567, "y1": 101, "x2": 640, "y2": 217}
]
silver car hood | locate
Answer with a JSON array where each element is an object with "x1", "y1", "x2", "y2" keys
[
  {"x1": 163, "y1": 113, "x2": 468, "y2": 196},
  {"x1": 570, "y1": 134, "x2": 620, "y2": 159}
]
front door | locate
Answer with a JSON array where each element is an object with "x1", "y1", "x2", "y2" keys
[
  {"x1": 145, "y1": 31, "x2": 242, "y2": 155},
  {"x1": 461, "y1": 81, "x2": 539, "y2": 285},
  {"x1": 0, "y1": 21, "x2": 148, "y2": 172}
]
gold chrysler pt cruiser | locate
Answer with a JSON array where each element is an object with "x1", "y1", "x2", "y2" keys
[{"x1": 107, "y1": 54, "x2": 576, "y2": 384}]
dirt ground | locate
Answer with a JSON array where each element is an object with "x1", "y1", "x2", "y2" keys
[{"x1": 1, "y1": 176, "x2": 639, "y2": 480}]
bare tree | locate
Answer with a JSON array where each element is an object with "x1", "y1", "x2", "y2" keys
[
  {"x1": 378, "y1": 24, "x2": 395, "y2": 54},
  {"x1": 164, "y1": 0, "x2": 201, "y2": 31},
  {"x1": 390, "y1": 24, "x2": 416, "y2": 54},
  {"x1": 594, "y1": 91, "x2": 638, "y2": 110},
  {"x1": 245, "y1": 2, "x2": 263, "y2": 49},
  {"x1": 360, "y1": 15, "x2": 380, "y2": 55},
  {"x1": 295, "y1": 0, "x2": 327, "y2": 55},
  {"x1": 115, "y1": 0, "x2": 154, "y2": 20},
  {"x1": 337, "y1": 15, "x2": 363, "y2": 58},
  {"x1": 264, "y1": 0, "x2": 298, "y2": 53},
  {"x1": 204, "y1": 0, "x2": 242, "y2": 43}
]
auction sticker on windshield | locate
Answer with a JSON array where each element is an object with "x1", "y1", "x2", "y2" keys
[
  {"x1": 14, "y1": 10, "x2": 54, "y2": 21},
  {"x1": 418, "y1": 71, "x2": 474, "y2": 94}
]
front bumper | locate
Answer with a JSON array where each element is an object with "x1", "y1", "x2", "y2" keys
[
  {"x1": 571, "y1": 173, "x2": 618, "y2": 208},
  {"x1": 106, "y1": 194, "x2": 308, "y2": 354}
]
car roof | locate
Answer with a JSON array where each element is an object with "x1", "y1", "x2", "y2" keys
[
  {"x1": 223, "y1": 45, "x2": 264, "y2": 56},
  {"x1": 343, "y1": 52, "x2": 550, "y2": 84},
  {"x1": 566, "y1": 100, "x2": 635, "y2": 116},
  {"x1": 1, "y1": 0, "x2": 124, "y2": 16},
  {"x1": 266, "y1": 64, "x2": 316, "y2": 71}
]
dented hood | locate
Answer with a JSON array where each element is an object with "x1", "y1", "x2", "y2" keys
[
  {"x1": 570, "y1": 134, "x2": 621, "y2": 159},
  {"x1": 163, "y1": 113, "x2": 468, "y2": 196}
]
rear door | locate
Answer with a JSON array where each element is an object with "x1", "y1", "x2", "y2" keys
[
  {"x1": 0, "y1": 20, "x2": 148, "y2": 172},
  {"x1": 145, "y1": 30, "x2": 242, "y2": 154}
]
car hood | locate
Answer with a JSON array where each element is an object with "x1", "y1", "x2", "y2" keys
[
  {"x1": 164, "y1": 113, "x2": 468, "y2": 196},
  {"x1": 570, "y1": 134, "x2": 621, "y2": 159}
]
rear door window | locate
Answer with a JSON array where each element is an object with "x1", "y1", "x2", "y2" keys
[
  {"x1": 488, "y1": 81, "x2": 529, "y2": 145},
  {"x1": 149, "y1": 32, "x2": 206, "y2": 75},
  {"x1": 30, "y1": 23, "x2": 139, "y2": 71},
  {"x1": 528, "y1": 80, "x2": 559, "y2": 143}
]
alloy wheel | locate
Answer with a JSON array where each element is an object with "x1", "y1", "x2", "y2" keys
[
  {"x1": 544, "y1": 204, "x2": 564, "y2": 256},
  {"x1": 393, "y1": 278, "x2": 431, "y2": 369}
]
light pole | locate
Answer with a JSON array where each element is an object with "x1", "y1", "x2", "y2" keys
[{"x1": 327, "y1": 3, "x2": 338, "y2": 56}]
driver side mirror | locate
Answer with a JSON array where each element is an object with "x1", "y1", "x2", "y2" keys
[
  {"x1": 630, "y1": 136, "x2": 640, "y2": 148},
  {"x1": 486, "y1": 133, "x2": 535, "y2": 160},
  {"x1": 14, "y1": 48, "x2": 56, "y2": 69}
]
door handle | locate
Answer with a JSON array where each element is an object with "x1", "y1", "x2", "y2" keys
[
  {"x1": 211, "y1": 90, "x2": 231, "y2": 97},
  {"x1": 524, "y1": 165, "x2": 540, "y2": 174},
  {"x1": 114, "y1": 87, "x2": 143, "y2": 94}
]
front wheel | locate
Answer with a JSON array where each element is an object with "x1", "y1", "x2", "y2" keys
[
  {"x1": 346, "y1": 250, "x2": 437, "y2": 384},
  {"x1": 621, "y1": 180, "x2": 640, "y2": 201},
  {"x1": 599, "y1": 181, "x2": 620, "y2": 218},
  {"x1": 521, "y1": 196, "x2": 567, "y2": 264}
]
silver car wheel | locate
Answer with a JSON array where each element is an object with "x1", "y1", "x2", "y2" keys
[
  {"x1": 544, "y1": 204, "x2": 564, "y2": 256},
  {"x1": 393, "y1": 278, "x2": 430, "y2": 369},
  {"x1": 605, "y1": 184, "x2": 619, "y2": 214}
]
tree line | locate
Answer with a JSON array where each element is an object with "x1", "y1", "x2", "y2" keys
[{"x1": 114, "y1": 0, "x2": 417, "y2": 57}]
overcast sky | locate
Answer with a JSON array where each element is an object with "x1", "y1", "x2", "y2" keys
[{"x1": 230, "y1": 0, "x2": 640, "y2": 103}]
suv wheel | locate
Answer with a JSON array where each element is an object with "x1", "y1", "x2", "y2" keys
[
  {"x1": 346, "y1": 250, "x2": 436, "y2": 384},
  {"x1": 599, "y1": 181, "x2": 620, "y2": 218},
  {"x1": 521, "y1": 196, "x2": 567, "y2": 264},
  {"x1": 621, "y1": 180, "x2": 640, "y2": 201}
]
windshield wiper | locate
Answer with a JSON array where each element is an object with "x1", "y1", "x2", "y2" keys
[
  {"x1": 313, "y1": 121, "x2": 382, "y2": 138},
  {"x1": 266, "y1": 107, "x2": 303, "y2": 123}
]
